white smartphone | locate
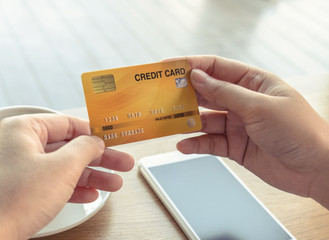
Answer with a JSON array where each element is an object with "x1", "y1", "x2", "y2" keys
[{"x1": 138, "y1": 151, "x2": 295, "y2": 240}]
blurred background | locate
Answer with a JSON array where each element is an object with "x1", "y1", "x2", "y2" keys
[{"x1": 0, "y1": 0, "x2": 328, "y2": 111}]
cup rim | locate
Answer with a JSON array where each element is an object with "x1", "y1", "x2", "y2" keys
[
  {"x1": 0, "y1": 105, "x2": 59, "y2": 112},
  {"x1": 0, "y1": 105, "x2": 60, "y2": 120}
]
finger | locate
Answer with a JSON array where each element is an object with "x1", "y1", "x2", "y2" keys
[
  {"x1": 47, "y1": 142, "x2": 135, "y2": 172},
  {"x1": 77, "y1": 167, "x2": 123, "y2": 192},
  {"x1": 89, "y1": 148, "x2": 135, "y2": 172},
  {"x1": 191, "y1": 69, "x2": 262, "y2": 116},
  {"x1": 196, "y1": 92, "x2": 228, "y2": 111},
  {"x1": 68, "y1": 187, "x2": 99, "y2": 203},
  {"x1": 177, "y1": 134, "x2": 228, "y2": 157},
  {"x1": 50, "y1": 135, "x2": 105, "y2": 173},
  {"x1": 200, "y1": 111, "x2": 227, "y2": 134},
  {"x1": 26, "y1": 114, "x2": 91, "y2": 144}
]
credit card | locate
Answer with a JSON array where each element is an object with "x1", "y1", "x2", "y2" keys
[{"x1": 81, "y1": 59, "x2": 202, "y2": 147}]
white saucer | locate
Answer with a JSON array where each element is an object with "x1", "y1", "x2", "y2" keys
[{"x1": 33, "y1": 190, "x2": 111, "y2": 238}]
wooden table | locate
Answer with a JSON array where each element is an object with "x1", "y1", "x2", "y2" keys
[{"x1": 38, "y1": 74, "x2": 329, "y2": 240}]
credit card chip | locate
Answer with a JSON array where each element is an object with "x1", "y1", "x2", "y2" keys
[{"x1": 92, "y1": 74, "x2": 116, "y2": 93}]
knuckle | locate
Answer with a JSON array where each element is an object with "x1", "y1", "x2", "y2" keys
[
  {"x1": 66, "y1": 117, "x2": 77, "y2": 139},
  {"x1": 211, "y1": 81, "x2": 229, "y2": 106},
  {"x1": 80, "y1": 135, "x2": 98, "y2": 146}
]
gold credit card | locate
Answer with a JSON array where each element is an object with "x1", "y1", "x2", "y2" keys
[{"x1": 81, "y1": 59, "x2": 202, "y2": 147}]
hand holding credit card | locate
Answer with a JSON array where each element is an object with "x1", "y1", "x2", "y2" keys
[{"x1": 81, "y1": 59, "x2": 202, "y2": 147}]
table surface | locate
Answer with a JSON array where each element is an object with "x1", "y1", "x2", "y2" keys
[{"x1": 38, "y1": 74, "x2": 329, "y2": 240}]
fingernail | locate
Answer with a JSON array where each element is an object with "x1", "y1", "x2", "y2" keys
[
  {"x1": 190, "y1": 69, "x2": 207, "y2": 85},
  {"x1": 176, "y1": 140, "x2": 194, "y2": 154},
  {"x1": 91, "y1": 136, "x2": 105, "y2": 148}
]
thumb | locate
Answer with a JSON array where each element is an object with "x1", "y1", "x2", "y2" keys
[
  {"x1": 191, "y1": 69, "x2": 261, "y2": 114},
  {"x1": 50, "y1": 135, "x2": 105, "y2": 173}
]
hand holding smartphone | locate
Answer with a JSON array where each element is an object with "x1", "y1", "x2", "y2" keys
[{"x1": 138, "y1": 151, "x2": 295, "y2": 240}]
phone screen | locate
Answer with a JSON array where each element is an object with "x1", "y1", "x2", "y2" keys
[{"x1": 147, "y1": 155, "x2": 293, "y2": 240}]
